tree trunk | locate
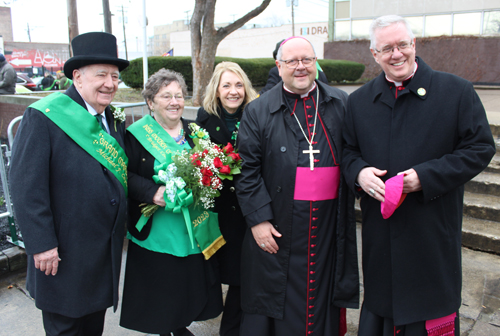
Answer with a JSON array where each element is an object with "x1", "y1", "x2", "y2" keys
[
  {"x1": 67, "y1": 0, "x2": 79, "y2": 52},
  {"x1": 190, "y1": 0, "x2": 271, "y2": 106}
]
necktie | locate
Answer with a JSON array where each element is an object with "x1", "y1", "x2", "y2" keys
[{"x1": 95, "y1": 114, "x2": 107, "y2": 132}]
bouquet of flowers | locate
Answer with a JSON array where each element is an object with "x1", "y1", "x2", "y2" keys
[{"x1": 141, "y1": 123, "x2": 242, "y2": 217}]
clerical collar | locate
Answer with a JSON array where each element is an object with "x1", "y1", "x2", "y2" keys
[
  {"x1": 283, "y1": 81, "x2": 317, "y2": 98},
  {"x1": 385, "y1": 61, "x2": 418, "y2": 87}
]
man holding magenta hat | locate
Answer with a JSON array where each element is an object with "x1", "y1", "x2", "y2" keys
[{"x1": 342, "y1": 15, "x2": 495, "y2": 335}]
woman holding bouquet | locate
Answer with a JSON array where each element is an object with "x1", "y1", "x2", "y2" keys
[
  {"x1": 196, "y1": 62, "x2": 257, "y2": 336},
  {"x1": 120, "y1": 69, "x2": 222, "y2": 336}
]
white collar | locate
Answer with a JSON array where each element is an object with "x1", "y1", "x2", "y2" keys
[
  {"x1": 283, "y1": 81, "x2": 317, "y2": 98},
  {"x1": 386, "y1": 62, "x2": 418, "y2": 87}
]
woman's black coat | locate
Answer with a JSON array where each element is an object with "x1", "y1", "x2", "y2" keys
[{"x1": 196, "y1": 106, "x2": 246, "y2": 286}]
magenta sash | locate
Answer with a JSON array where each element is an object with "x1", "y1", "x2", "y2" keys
[
  {"x1": 294, "y1": 166, "x2": 340, "y2": 201},
  {"x1": 425, "y1": 312, "x2": 456, "y2": 336}
]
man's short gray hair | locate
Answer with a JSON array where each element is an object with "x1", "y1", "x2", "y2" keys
[
  {"x1": 276, "y1": 37, "x2": 316, "y2": 61},
  {"x1": 369, "y1": 15, "x2": 415, "y2": 50}
]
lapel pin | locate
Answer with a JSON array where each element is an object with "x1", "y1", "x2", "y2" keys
[
  {"x1": 417, "y1": 88, "x2": 426, "y2": 96},
  {"x1": 216, "y1": 126, "x2": 220, "y2": 131}
]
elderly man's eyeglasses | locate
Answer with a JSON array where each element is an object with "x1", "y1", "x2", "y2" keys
[
  {"x1": 375, "y1": 41, "x2": 413, "y2": 55},
  {"x1": 279, "y1": 57, "x2": 317, "y2": 69}
]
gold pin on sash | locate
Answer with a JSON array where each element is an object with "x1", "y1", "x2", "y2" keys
[{"x1": 45, "y1": 108, "x2": 50, "y2": 113}]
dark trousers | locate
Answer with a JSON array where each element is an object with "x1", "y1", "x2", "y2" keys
[
  {"x1": 42, "y1": 309, "x2": 106, "y2": 336},
  {"x1": 220, "y1": 285, "x2": 242, "y2": 336},
  {"x1": 358, "y1": 304, "x2": 460, "y2": 336}
]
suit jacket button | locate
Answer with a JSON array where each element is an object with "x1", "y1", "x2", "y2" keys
[
  {"x1": 142, "y1": 158, "x2": 146, "y2": 162},
  {"x1": 277, "y1": 186, "x2": 282, "y2": 192},
  {"x1": 232, "y1": 206, "x2": 236, "y2": 211},
  {"x1": 280, "y1": 146, "x2": 286, "y2": 152},
  {"x1": 103, "y1": 167, "x2": 107, "y2": 173},
  {"x1": 110, "y1": 199, "x2": 117, "y2": 206},
  {"x1": 230, "y1": 187, "x2": 235, "y2": 192}
]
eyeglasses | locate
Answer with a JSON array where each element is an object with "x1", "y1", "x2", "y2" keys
[
  {"x1": 160, "y1": 94, "x2": 184, "y2": 102},
  {"x1": 374, "y1": 41, "x2": 413, "y2": 55},
  {"x1": 279, "y1": 57, "x2": 317, "y2": 69}
]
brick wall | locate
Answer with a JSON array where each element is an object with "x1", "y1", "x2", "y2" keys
[
  {"x1": 324, "y1": 36, "x2": 500, "y2": 84},
  {"x1": 0, "y1": 96, "x2": 39, "y2": 143}
]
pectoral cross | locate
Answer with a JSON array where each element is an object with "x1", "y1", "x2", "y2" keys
[{"x1": 303, "y1": 145, "x2": 320, "y2": 171}]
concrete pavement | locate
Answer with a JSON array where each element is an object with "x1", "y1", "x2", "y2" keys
[{"x1": 1, "y1": 230, "x2": 499, "y2": 335}]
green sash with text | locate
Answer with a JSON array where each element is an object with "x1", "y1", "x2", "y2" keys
[
  {"x1": 127, "y1": 115, "x2": 225, "y2": 260},
  {"x1": 30, "y1": 92, "x2": 128, "y2": 195}
]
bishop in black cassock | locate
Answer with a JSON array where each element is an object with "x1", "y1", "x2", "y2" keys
[{"x1": 235, "y1": 36, "x2": 359, "y2": 336}]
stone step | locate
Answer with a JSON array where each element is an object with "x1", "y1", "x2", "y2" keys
[
  {"x1": 464, "y1": 192, "x2": 500, "y2": 222},
  {"x1": 355, "y1": 192, "x2": 500, "y2": 223},
  {"x1": 465, "y1": 171, "x2": 500, "y2": 197},
  {"x1": 485, "y1": 154, "x2": 500, "y2": 173},
  {"x1": 354, "y1": 195, "x2": 500, "y2": 254},
  {"x1": 491, "y1": 124, "x2": 500, "y2": 138},
  {"x1": 462, "y1": 217, "x2": 500, "y2": 254}
]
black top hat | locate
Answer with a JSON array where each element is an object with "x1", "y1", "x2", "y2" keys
[{"x1": 64, "y1": 32, "x2": 129, "y2": 79}]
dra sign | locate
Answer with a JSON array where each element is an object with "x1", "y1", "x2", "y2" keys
[{"x1": 300, "y1": 26, "x2": 328, "y2": 35}]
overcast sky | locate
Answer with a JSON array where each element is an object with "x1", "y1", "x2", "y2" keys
[{"x1": 6, "y1": 0, "x2": 330, "y2": 45}]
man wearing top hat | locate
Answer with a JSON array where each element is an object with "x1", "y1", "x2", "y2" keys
[{"x1": 10, "y1": 32, "x2": 129, "y2": 335}]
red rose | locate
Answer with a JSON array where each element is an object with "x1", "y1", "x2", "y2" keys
[
  {"x1": 201, "y1": 167, "x2": 213, "y2": 176},
  {"x1": 214, "y1": 145, "x2": 222, "y2": 152},
  {"x1": 229, "y1": 152, "x2": 241, "y2": 162},
  {"x1": 194, "y1": 159, "x2": 202, "y2": 167},
  {"x1": 190, "y1": 153, "x2": 199, "y2": 162},
  {"x1": 202, "y1": 149, "x2": 209, "y2": 157},
  {"x1": 223, "y1": 143, "x2": 234, "y2": 154},
  {"x1": 219, "y1": 165, "x2": 231, "y2": 174},
  {"x1": 213, "y1": 157, "x2": 223, "y2": 168},
  {"x1": 201, "y1": 176, "x2": 211, "y2": 186}
]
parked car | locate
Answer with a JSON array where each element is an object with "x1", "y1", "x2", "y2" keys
[{"x1": 16, "y1": 73, "x2": 37, "y2": 91}]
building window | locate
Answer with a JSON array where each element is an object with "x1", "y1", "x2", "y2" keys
[
  {"x1": 336, "y1": 0, "x2": 350, "y2": 20},
  {"x1": 405, "y1": 16, "x2": 423, "y2": 37},
  {"x1": 453, "y1": 13, "x2": 481, "y2": 35},
  {"x1": 351, "y1": 19, "x2": 371, "y2": 39},
  {"x1": 425, "y1": 14, "x2": 451, "y2": 37},
  {"x1": 483, "y1": 11, "x2": 500, "y2": 35},
  {"x1": 335, "y1": 21, "x2": 350, "y2": 40}
]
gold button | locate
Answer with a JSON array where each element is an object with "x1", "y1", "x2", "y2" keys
[
  {"x1": 230, "y1": 187, "x2": 235, "y2": 192},
  {"x1": 142, "y1": 158, "x2": 146, "y2": 162}
]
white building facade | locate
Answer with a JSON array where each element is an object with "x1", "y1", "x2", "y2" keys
[{"x1": 170, "y1": 22, "x2": 329, "y2": 59}]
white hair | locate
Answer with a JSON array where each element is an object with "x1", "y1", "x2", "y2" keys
[{"x1": 369, "y1": 15, "x2": 415, "y2": 50}]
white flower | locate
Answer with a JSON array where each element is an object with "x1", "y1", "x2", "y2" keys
[{"x1": 112, "y1": 107, "x2": 126, "y2": 122}]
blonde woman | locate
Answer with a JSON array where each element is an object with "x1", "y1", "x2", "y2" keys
[{"x1": 196, "y1": 62, "x2": 257, "y2": 336}]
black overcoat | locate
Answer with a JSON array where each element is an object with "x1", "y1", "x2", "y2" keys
[
  {"x1": 342, "y1": 57, "x2": 495, "y2": 326},
  {"x1": 10, "y1": 85, "x2": 127, "y2": 318},
  {"x1": 234, "y1": 81, "x2": 359, "y2": 319},
  {"x1": 196, "y1": 106, "x2": 246, "y2": 286}
]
